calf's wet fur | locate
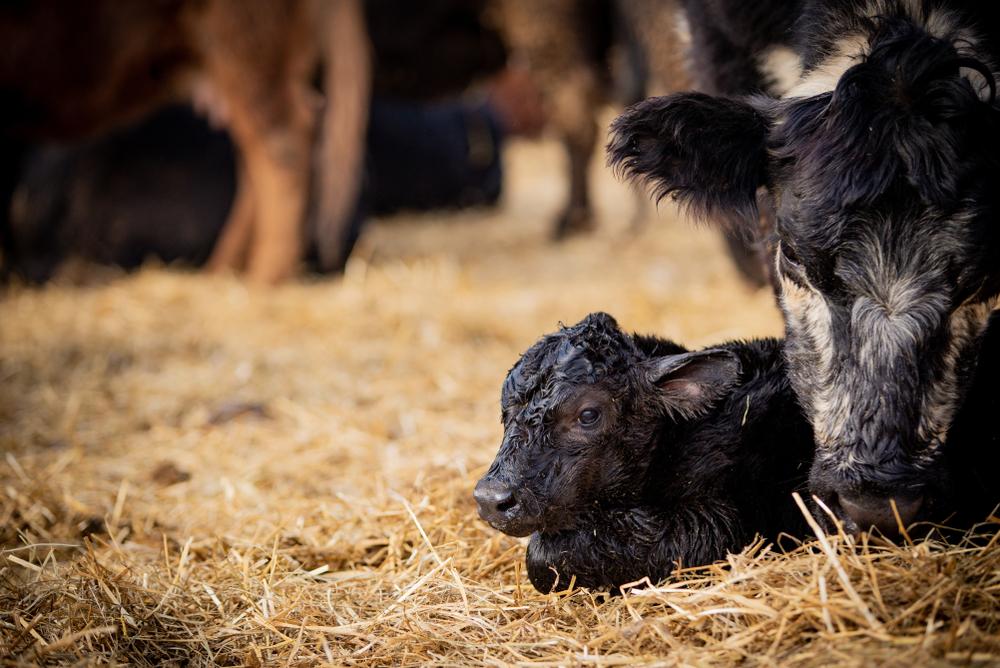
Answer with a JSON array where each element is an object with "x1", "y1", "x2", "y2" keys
[{"x1": 474, "y1": 312, "x2": 815, "y2": 593}]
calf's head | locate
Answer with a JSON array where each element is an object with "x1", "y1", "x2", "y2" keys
[
  {"x1": 474, "y1": 313, "x2": 740, "y2": 536},
  {"x1": 609, "y1": 12, "x2": 1000, "y2": 533}
]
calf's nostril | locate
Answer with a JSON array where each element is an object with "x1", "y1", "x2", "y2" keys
[
  {"x1": 473, "y1": 479, "x2": 517, "y2": 517},
  {"x1": 496, "y1": 495, "x2": 517, "y2": 513}
]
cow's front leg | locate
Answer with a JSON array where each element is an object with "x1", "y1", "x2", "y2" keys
[
  {"x1": 550, "y1": 67, "x2": 599, "y2": 239},
  {"x1": 238, "y1": 127, "x2": 312, "y2": 284},
  {"x1": 199, "y1": 0, "x2": 318, "y2": 285},
  {"x1": 206, "y1": 158, "x2": 254, "y2": 274}
]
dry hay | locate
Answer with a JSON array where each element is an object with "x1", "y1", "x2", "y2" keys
[{"x1": 1, "y1": 139, "x2": 999, "y2": 666}]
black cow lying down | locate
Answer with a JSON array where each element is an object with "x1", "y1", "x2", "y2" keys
[{"x1": 473, "y1": 313, "x2": 815, "y2": 593}]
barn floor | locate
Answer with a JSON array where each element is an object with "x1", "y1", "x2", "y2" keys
[{"x1": 1, "y1": 138, "x2": 998, "y2": 666}]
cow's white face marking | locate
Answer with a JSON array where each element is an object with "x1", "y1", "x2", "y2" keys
[
  {"x1": 915, "y1": 298, "x2": 997, "y2": 454},
  {"x1": 777, "y1": 262, "x2": 840, "y2": 449},
  {"x1": 783, "y1": 1, "x2": 993, "y2": 101},
  {"x1": 785, "y1": 34, "x2": 869, "y2": 98},
  {"x1": 759, "y1": 45, "x2": 804, "y2": 97}
]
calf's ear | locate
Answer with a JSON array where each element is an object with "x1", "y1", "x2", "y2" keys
[
  {"x1": 608, "y1": 92, "x2": 770, "y2": 233},
  {"x1": 644, "y1": 348, "x2": 742, "y2": 418}
]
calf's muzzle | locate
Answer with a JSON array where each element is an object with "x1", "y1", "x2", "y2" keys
[{"x1": 474, "y1": 477, "x2": 535, "y2": 536}]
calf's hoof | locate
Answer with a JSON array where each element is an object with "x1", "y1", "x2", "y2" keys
[{"x1": 526, "y1": 533, "x2": 562, "y2": 593}]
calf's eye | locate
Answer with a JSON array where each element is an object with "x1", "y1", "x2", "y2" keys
[{"x1": 578, "y1": 408, "x2": 601, "y2": 426}]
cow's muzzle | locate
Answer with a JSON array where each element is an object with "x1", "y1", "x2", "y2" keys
[{"x1": 835, "y1": 491, "x2": 924, "y2": 536}]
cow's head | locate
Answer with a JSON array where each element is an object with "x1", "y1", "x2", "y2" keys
[
  {"x1": 609, "y1": 10, "x2": 1000, "y2": 534},
  {"x1": 473, "y1": 313, "x2": 740, "y2": 536}
]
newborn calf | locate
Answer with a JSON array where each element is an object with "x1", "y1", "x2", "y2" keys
[{"x1": 474, "y1": 312, "x2": 815, "y2": 593}]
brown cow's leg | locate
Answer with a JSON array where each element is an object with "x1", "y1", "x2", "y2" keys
[
  {"x1": 313, "y1": 0, "x2": 370, "y2": 272},
  {"x1": 212, "y1": 117, "x2": 310, "y2": 284},
  {"x1": 238, "y1": 126, "x2": 312, "y2": 284},
  {"x1": 206, "y1": 159, "x2": 254, "y2": 273},
  {"x1": 197, "y1": 0, "x2": 318, "y2": 284}
]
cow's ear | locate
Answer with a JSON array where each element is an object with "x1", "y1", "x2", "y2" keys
[
  {"x1": 608, "y1": 92, "x2": 770, "y2": 233},
  {"x1": 644, "y1": 348, "x2": 742, "y2": 418}
]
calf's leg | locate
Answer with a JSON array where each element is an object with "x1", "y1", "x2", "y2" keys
[{"x1": 526, "y1": 503, "x2": 745, "y2": 593}]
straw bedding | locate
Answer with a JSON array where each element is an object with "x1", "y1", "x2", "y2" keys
[{"x1": 1, "y1": 139, "x2": 998, "y2": 666}]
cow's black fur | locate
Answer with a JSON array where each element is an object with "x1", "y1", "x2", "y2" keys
[
  {"x1": 678, "y1": 0, "x2": 803, "y2": 97},
  {"x1": 937, "y1": 311, "x2": 1000, "y2": 530},
  {"x1": 473, "y1": 313, "x2": 814, "y2": 592},
  {"x1": 608, "y1": 0, "x2": 1000, "y2": 534},
  {"x1": 796, "y1": 1, "x2": 1000, "y2": 71},
  {"x1": 609, "y1": 93, "x2": 771, "y2": 233},
  {"x1": 672, "y1": 0, "x2": 806, "y2": 284},
  {"x1": 4, "y1": 106, "x2": 235, "y2": 282}
]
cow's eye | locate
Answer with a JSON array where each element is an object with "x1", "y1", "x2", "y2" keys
[{"x1": 578, "y1": 408, "x2": 601, "y2": 426}]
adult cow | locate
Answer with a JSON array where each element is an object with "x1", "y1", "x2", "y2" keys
[
  {"x1": 610, "y1": 0, "x2": 1000, "y2": 534},
  {"x1": 0, "y1": 0, "x2": 369, "y2": 284}
]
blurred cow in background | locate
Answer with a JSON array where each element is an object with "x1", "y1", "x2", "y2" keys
[
  {"x1": 494, "y1": 0, "x2": 782, "y2": 286},
  {"x1": 1, "y1": 0, "x2": 768, "y2": 287},
  {"x1": 0, "y1": 0, "x2": 369, "y2": 284},
  {"x1": 5, "y1": 106, "x2": 236, "y2": 283},
  {"x1": 367, "y1": 0, "x2": 507, "y2": 102},
  {"x1": 492, "y1": 0, "x2": 689, "y2": 240},
  {"x1": 1, "y1": 0, "x2": 515, "y2": 282}
]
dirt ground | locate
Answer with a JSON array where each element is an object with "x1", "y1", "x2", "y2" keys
[{"x1": 1, "y1": 138, "x2": 998, "y2": 666}]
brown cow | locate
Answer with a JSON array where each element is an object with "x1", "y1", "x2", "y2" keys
[{"x1": 0, "y1": 0, "x2": 369, "y2": 284}]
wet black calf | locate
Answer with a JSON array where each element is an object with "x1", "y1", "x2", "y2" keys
[{"x1": 473, "y1": 313, "x2": 814, "y2": 592}]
